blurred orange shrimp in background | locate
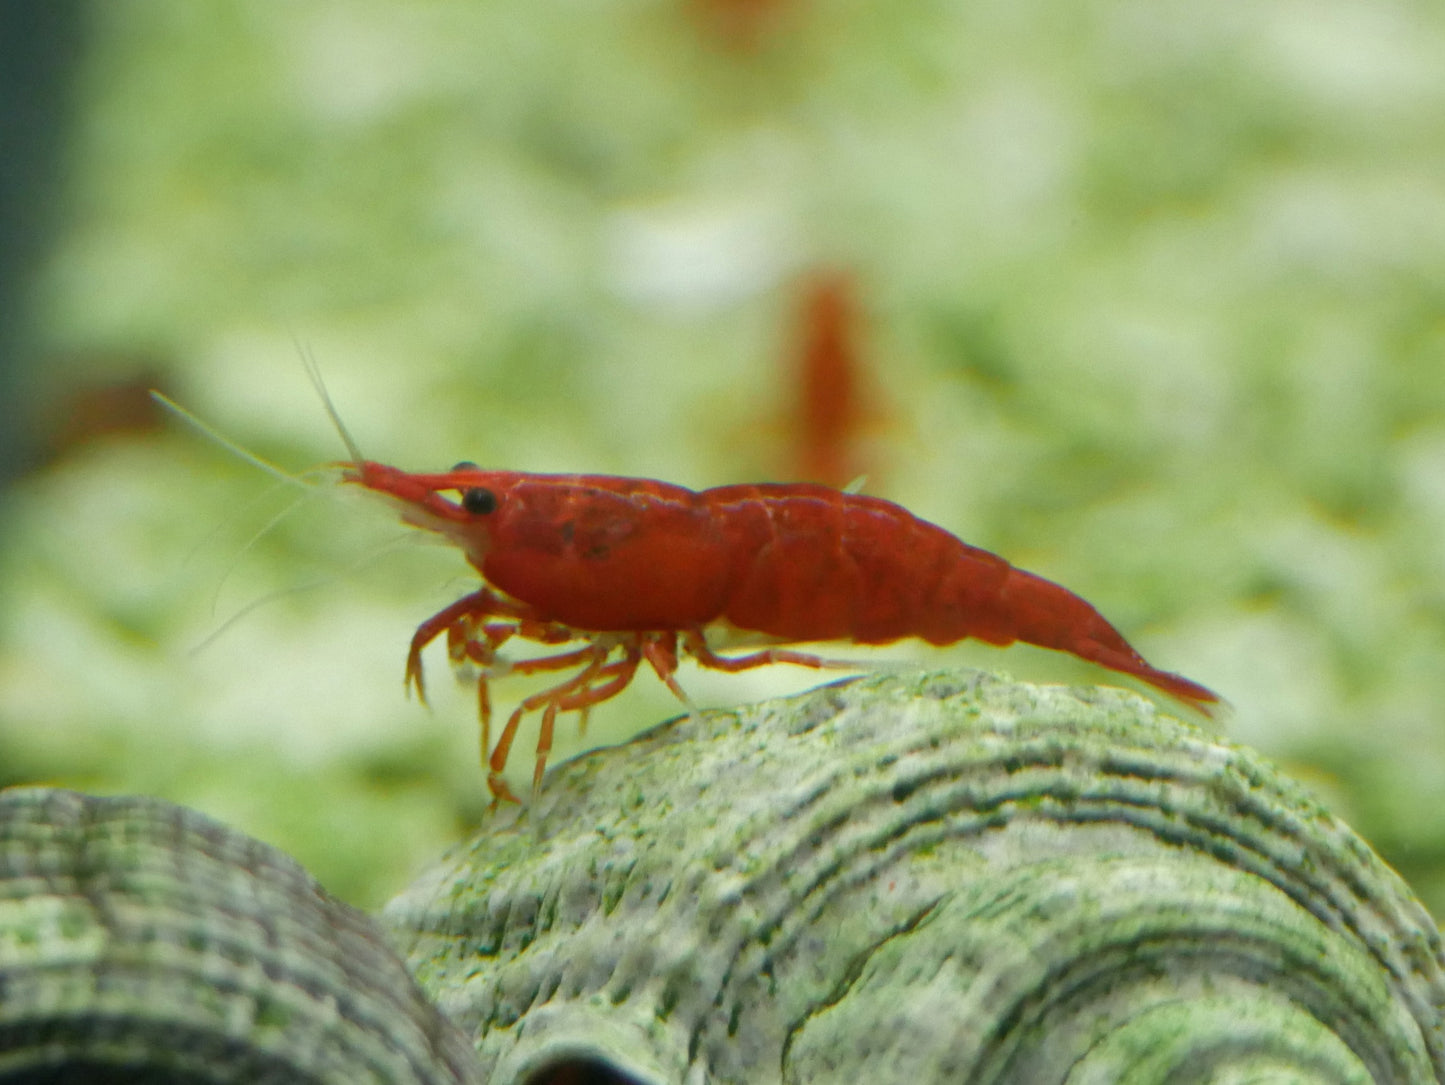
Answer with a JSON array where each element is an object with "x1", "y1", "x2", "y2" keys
[
  {"x1": 785, "y1": 269, "x2": 882, "y2": 488},
  {"x1": 688, "y1": 0, "x2": 799, "y2": 52}
]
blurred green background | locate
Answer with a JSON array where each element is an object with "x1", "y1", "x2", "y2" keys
[{"x1": 2, "y1": 0, "x2": 1443, "y2": 916}]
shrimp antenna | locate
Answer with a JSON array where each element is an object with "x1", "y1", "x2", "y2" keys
[
  {"x1": 295, "y1": 339, "x2": 366, "y2": 465},
  {"x1": 189, "y1": 529, "x2": 420, "y2": 655},
  {"x1": 150, "y1": 391, "x2": 308, "y2": 490}
]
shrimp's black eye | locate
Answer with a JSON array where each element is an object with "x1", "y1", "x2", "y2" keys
[
  {"x1": 461, "y1": 487, "x2": 497, "y2": 515},
  {"x1": 452, "y1": 460, "x2": 479, "y2": 472}
]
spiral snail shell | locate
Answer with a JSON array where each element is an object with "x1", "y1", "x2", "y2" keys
[
  {"x1": 0, "y1": 787, "x2": 482, "y2": 1084},
  {"x1": 4, "y1": 670, "x2": 1443, "y2": 1083},
  {"x1": 384, "y1": 671, "x2": 1445, "y2": 1083}
]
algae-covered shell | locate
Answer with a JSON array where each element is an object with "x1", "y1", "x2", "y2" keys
[
  {"x1": 384, "y1": 671, "x2": 1445, "y2": 1084},
  {"x1": 3, "y1": 672, "x2": 1442, "y2": 1082},
  {"x1": 0, "y1": 787, "x2": 481, "y2": 1084}
]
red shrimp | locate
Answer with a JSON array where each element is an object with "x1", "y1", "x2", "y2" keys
[
  {"x1": 790, "y1": 270, "x2": 866, "y2": 487},
  {"x1": 689, "y1": 0, "x2": 795, "y2": 52},
  {"x1": 346, "y1": 461, "x2": 1219, "y2": 801}
]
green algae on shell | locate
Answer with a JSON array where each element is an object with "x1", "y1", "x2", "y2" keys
[
  {"x1": 384, "y1": 670, "x2": 1445, "y2": 1084},
  {"x1": 2, "y1": 670, "x2": 1441, "y2": 1083},
  {"x1": 0, "y1": 787, "x2": 482, "y2": 1085}
]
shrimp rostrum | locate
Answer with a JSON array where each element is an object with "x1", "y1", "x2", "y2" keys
[{"x1": 347, "y1": 461, "x2": 1219, "y2": 802}]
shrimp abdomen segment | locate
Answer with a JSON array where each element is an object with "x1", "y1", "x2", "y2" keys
[
  {"x1": 710, "y1": 485, "x2": 1217, "y2": 712},
  {"x1": 984, "y1": 564, "x2": 1219, "y2": 708},
  {"x1": 710, "y1": 484, "x2": 1007, "y2": 645},
  {"x1": 707, "y1": 485, "x2": 860, "y2": 641}
]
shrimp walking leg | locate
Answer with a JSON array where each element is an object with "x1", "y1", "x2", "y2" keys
[
  {"x1": 487, "y1": 641, "x2": 643, "y2": 801},
  {"x1": 473, "y1": 639, "x2": 611, "y2": 763},
  {"x1": 476, "y1": 630, "x2": 698, "y2": 801},
  {"x1": 681, "y1": 629, "x2": 830, "y2": 674},
  {"x1": 638, "y1": 632, "x2": 692, "y2": 704}
]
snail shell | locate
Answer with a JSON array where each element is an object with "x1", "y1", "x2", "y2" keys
[
  {"x1": 384, "y1": 671, "x2": 1445, "y2": 1084},
  {"x1": 3, "y1": 672, "x2": 1441, "y2": 1083},
  {"x1": 0, "y1": 787, "x2": 482, "y2": 1084}
]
